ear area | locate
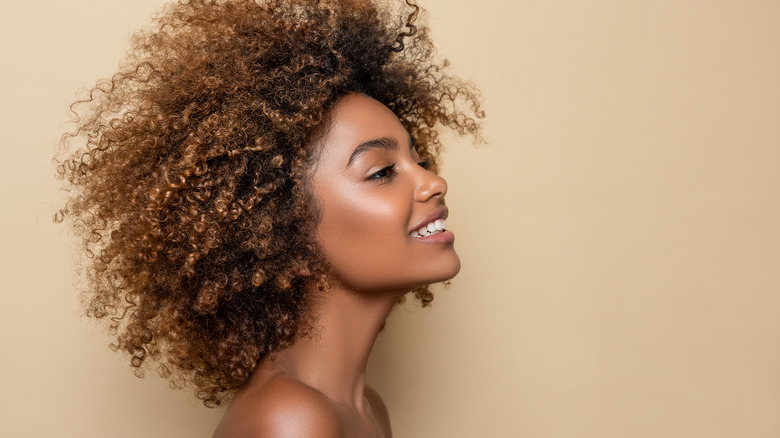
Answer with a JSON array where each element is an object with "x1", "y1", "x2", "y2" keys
[{"x1": 295, "y1": 259, "x2": 313, "y2": 277}]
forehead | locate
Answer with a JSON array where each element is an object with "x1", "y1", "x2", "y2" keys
[{"x1": 312, "y1": 94, "x2": 409, "y2": 166}]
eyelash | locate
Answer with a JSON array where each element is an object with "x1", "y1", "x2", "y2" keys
[
  {"x1": 368, "y1": 160, "x2": 431, "y2": 181},
  {"x1": 368, "y1": 164, "x2": 396, "y2": 181}
]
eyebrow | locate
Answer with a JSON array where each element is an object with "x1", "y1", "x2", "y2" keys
[{"x1": 346, "y1": 135, "x2": 415, "y2": 168}]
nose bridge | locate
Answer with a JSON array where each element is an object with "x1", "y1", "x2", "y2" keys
[{"x1": 414, "y1": 166, "x2": 447, "y2": 202}]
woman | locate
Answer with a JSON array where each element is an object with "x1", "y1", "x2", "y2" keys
[{"x1": 57, "y1": 0, "x2": 482, "y2": 436}]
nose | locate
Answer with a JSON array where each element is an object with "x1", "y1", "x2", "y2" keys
[{"x1": 414, "y1": 166, "x2": 447, "y2": 202}]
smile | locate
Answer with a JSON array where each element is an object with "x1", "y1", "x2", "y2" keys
[{"x1": 410, "y1": 219, "x2": 447, "y2": 237}]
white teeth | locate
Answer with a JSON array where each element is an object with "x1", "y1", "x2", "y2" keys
[{"x1": 411, "y1": 218, "x2": 448, "y2": 238}]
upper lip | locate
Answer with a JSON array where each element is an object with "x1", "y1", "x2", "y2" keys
[{"x1": 409, "y1": 206, "x2": 449, "y2": 233}]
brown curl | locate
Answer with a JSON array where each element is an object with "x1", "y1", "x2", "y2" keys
[{"x1": 56, "y1": 0, "x2": 483, "y2": 406}]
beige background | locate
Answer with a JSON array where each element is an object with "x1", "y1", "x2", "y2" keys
[{"x1": 2, "y1": 0, "x2": 779, "y2": 437}]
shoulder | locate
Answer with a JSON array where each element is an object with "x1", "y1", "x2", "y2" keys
[
  {"x1": 213, "y1": 373, "x2": 343, "y2": 438},
  {"x1": 364, "y1": 385, "x2": 392, "y2": 438}
]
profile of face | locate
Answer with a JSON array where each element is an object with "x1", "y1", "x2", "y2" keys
[{"x1": 309, "y1": 94, "x2": 460, "y2": 295}]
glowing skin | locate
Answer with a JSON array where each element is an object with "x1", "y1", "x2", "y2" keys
[
  {"x1": 214, "y1": 94, "x2": 459, "y2": 438},
  {"x1": 310, "y1": 93, "x2": 460, "y2": 294}
]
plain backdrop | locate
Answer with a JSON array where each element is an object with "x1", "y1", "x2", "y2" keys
[{"x1": 2, "y1": 0, "x2": 779, "y2": 437}]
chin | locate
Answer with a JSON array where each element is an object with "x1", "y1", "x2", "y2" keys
[
  {"x1": 420, "y1": 252, "x2": 461, "y2": 286},
  {"x1": 441, "y1": 254, "x2": 461, "y2": 281}
]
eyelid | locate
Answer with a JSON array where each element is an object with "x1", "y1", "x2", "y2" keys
[
  {"x1": 367, "y1": 164, "x2": 396, "y2": 181},
  {"x1": 364, "y1": 146, "x2": 427, "y2": 182}
]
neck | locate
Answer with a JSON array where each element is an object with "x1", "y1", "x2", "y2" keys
[{"x1": 271, "y1": 284, "x2": 402, "y2": 407}]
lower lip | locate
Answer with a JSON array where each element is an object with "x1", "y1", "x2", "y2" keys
[{"x1": 410, "y1": 230, "x2": 455, "y2": 243}]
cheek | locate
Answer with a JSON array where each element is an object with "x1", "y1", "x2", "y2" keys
[
  {"x1": 315, "y1": 186, "x2": 412, "y2": 290},
  {"x1": 320, "y1": 184, "x2": 405, "y2": 234}
]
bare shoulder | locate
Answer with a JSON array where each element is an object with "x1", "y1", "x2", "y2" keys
[
  {"x1": 213, "y1": 373, "x2": 343, "y2": 438},
  {"x1": 364, "y1": 385, "x2": 392, "y2": 438}
]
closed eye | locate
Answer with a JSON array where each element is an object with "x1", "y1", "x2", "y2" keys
[{"x1": 417, "y1": 160, "x2": 431, "y2": 170}]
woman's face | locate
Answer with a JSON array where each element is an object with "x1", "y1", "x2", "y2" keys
[{"x1": 309, "y1": 94, "x2": 460, "y2": 294}]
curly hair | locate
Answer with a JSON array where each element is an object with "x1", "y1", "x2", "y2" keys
[{"x1": 57, "y1": 0, "x2": 482, "y2": 406}]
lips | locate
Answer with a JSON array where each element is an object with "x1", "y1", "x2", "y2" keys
[{"x1": 409, "y1": 206, "x2": 448, "y2": 237}]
